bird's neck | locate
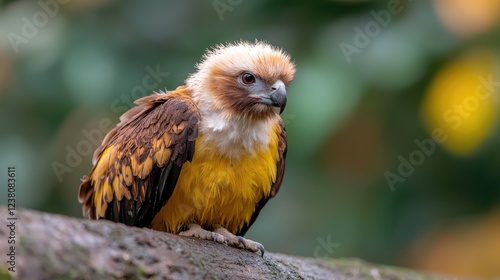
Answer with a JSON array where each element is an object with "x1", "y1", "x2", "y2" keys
[{"x1": 196, "y1": 102, "x2": 277, "y2": 159}]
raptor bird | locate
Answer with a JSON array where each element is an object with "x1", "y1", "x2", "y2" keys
[{"x1": 78, "y1": 41, "x2": 295, "y2": 256}]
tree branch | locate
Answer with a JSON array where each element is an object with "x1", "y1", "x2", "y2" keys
[{"x1": 0, "y1": 207, "x2": 447, "y2": 279}]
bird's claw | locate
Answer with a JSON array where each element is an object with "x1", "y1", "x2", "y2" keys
[
  {"x1": 238, "y1": 236, "x2": 266, "y2": 257},
  {"x1": 214, "y1": 226, "x2": 266, "y2": 257},
  {"x1": 179, "y1": 224, "x2": 266, "y2": 256},
  {"x1": 237, "y1": 236, "x2": 265, "y2": 257}
]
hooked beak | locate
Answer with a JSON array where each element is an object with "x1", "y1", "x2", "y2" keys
[{"x1": 257, "y1": 80, "x2": 287, "y2": 114}]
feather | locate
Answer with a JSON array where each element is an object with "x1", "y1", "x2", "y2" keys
[{"x1": 236, "y1": 120, "x2": 287, "y2": 236}]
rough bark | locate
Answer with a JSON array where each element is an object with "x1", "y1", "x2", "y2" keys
[{"x1": 0, "y1": 207, "x2": 448, "y2": 280}]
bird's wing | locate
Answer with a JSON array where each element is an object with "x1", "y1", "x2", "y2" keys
[
  {"x1": 78, "y1": 86, "x2": 199, "y2": 228},
  {"x1": 237, "y1": 118, "x2": 287, "y2": 236}
]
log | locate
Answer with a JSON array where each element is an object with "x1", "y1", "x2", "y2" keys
[{"x1": 0, "y1": 207, "x2": 448, "y2": 279}]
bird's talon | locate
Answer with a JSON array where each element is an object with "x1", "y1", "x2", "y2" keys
[
  {"x1": 257, "y1": 243, "x2": 265, "y2": 257},
  {"x1": 237, "y1": 236, "x2": 247, "y2": 249},
  {"x1": 237, "y1": 235, "x2": 265, "y2": 257}
]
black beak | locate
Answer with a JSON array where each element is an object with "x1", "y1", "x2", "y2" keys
[{"x1": 270, "y1": 86, "x2": 287, "y2": 114}]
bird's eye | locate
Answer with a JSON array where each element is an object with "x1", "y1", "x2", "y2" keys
[{"x1": 241, "y1": 72, "x2": 256, "y2": 85}]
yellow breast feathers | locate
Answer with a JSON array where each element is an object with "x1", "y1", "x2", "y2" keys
[{"x1": 151, "y1": 122, "x2": 281, "y2": 234}]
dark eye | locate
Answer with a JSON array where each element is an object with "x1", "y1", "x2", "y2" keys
[{"x1": 241, "y1": 72, "x2": 256, "y2": 85}]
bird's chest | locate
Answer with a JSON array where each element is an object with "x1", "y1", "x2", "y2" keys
[
  {"x1": 178, "y1": 138, "x2": 277, "y2": 230},
  {"x1": 151, "y1": 129, "x2": 280, "y2": 234},
  {"x1": 148, "y1": 118, "x2": 279, "y2": 233}
]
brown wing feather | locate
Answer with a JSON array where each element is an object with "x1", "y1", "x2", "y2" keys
[
  {"x1": 78, "y1": 86, "x2": 199, "y2": 227},
  {"x1": 237, "y1": 118, "x2": 287, "y2": 236}
]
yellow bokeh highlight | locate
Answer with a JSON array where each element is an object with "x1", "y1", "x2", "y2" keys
[{"x1": 421, "y1": 49, "x2": 499, "y2": 156}]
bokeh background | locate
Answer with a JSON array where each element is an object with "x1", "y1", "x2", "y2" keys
[{"x1": 1, "y1": 0, "x2": 500, "y2": 278}]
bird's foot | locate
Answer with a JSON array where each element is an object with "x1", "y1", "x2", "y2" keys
[
  {"x1": 214, "y1": 226, "x2": 265, "y2": 257},
  {"x1": 178, "y1": 224, "x2": 265, "y2": 257},
  {"x1": 178, "y1": 223, "x2": 226, "y2": 244}
]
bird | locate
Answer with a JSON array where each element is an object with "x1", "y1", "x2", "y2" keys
[{"x1": 78, "y1": 40, "x2": 295, "y2": 256}]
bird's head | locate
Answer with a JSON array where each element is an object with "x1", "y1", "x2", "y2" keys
[{"x1": 187, "y1": 41, "x2": 295, "y2": 120}]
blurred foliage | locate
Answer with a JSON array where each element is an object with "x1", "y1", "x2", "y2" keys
[{"x1": 1, "y1": 0, "x2": 500, "y2": 278}]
